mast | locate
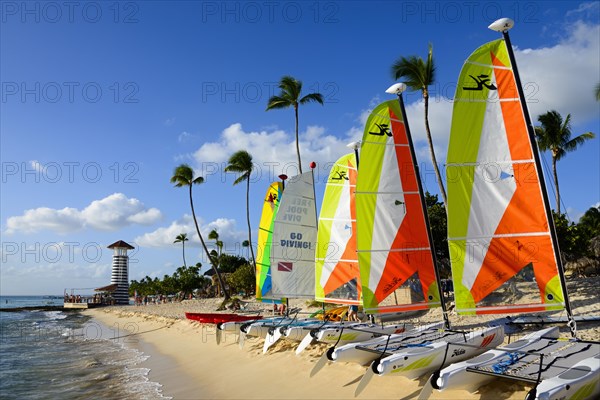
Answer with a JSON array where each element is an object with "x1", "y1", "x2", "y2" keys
[
  {"x1": 489, "y1": 18, "x2": 576, "y2": 337},
  {"x1": 386, "y1": 83, "x2": 451, "y2": 330},
  {"x1": 347, "y1": 141, "x2": 361, "y2": 168}
]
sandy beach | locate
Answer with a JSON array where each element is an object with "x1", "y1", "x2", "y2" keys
[{"x1": 83, "y1": 276, "x2": 599, "y2": 399}]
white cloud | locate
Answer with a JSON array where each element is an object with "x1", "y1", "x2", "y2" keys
[
  {"x1": 516, "y1": 22, "x2": 599, "y2": 125},
  {"x1": 178, "y1": 131, "x2": 192, "y2": 142},
  {"x1": 5, "y1": 193, "x2": 162, "y2": 234},
  {"x1": 193, "y1": 123, "x2": 361, "y2": 181},
  {"x1": 134, "y1": 215, "x2": 245, "y2": 251}
]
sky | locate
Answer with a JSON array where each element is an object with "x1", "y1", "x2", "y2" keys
[{"x1": 1, "y1": 1, "x2": 598, "y2": 295}]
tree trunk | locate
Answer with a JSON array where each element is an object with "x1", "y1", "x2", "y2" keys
[
  {"x1": 423, "y1": 92, "x2": 448, "y2": 207},
  {"x1": 553, "y1": 155, "x2": 560, "y2": 214},
  {"x1": 295, "y1": 104, "x2": 302, "y2": 174},
  {"x1": 246, "y1": 177, "x2": 256, "y2": 273},
  {"x1": 189, "y1": 185, "x2": 229, "y2": 299},
  {"x1": 182, "y1": 241, "x2": 187, "y2": 268}
]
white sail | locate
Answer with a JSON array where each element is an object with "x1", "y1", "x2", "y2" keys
[{"x1": 270, "y1": 171, "x2": 317, "y2": 299}]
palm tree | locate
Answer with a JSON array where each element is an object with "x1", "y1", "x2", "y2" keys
[
  {"x1": 208, "y1": 229, "x2": 223, "y2": 267},
  {"x1": 225, "y1": 150, "x2": 257, "y2": 272},
  {"x1": 596, "y1": 83, "x2": 600, "y2": 101},
  {"x1": 266, "y1": 76, "x2": 324, "y2": 174},
  {"x1": 170, "y1": 164, "x2": 229, "y2": 299},
  {"x1": 534, "y1": 110, "x2": 595, "y2": 214},
  {"x1": 391, "y1": 44, "x2": 447, "y2": 206},
  {"x1": 173, "y1": 233, "x2": 189, "y2": 268}
]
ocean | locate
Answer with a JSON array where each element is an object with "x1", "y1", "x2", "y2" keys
[{"x1": 0, "y1": 296, "x2": 169, "y2": 399}]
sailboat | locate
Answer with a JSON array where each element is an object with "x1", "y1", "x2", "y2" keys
[
  {"x1": 301, "y1": 97, "x2": 452, "y2": 357},
  {"x1": 216, "y1": 181, "x2": 284, "y2": 344},
  {"x1": 296, "y1": 150, "x2": 415, "y2": 355},
  {"x1": 256, "y1": 181, "x2": 283, "y2": 303},
  {"x1": 348, "y1": 91, "x2": 503, "y2": 396},
  {"x1": 422, "y1": 18, "x2": 600, "y2": 400},
  {"x1": 240, "y1": 169, "x2": 319, "y2": 348},
  {"x1": 311, "y1": 96, "x2": 502, "y2": 388}
]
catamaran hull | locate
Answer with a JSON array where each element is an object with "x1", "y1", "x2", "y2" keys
[
  {"x1": 239, "y1": 317, "x2": 290, "y2": 338},
  {"x1": 329, "y1": 322, "x2": 445, "y2": 365},
  {"x1": 529, "y1": 353, "x2": 600, "y2": 400},
  {"x1": 315, "y1": 322, "x2": 410, "y2": 345},
  {"x1": 283, "y1": 321, "x2": 339, "y2": 342},
  {"x1": 374, "y1": 326, "x2": 504, "y2": 380},
  {"x1": 431, "y1": 327, "x2": 560, "y2": 393}
]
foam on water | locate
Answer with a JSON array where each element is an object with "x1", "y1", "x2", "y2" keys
[{"x1": 0, "y1": 308, "x2": 170, "y2": 399}]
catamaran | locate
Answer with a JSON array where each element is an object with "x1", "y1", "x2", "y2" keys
[
  {"x1": 240, "y1": 169, "x2": 321, "y2": 349},
  {"x1": 294, "y1": 150, "x2": 417, "y2": 355},
  {"x1": 311, "y1": 96, "x2": 502, "y2": 390},
  {"x1": 340, "y1": 90, "x2": 506, "y2": 397},
  {"x1": 217, "y1": 180, "x2": 284, "y2": 344},
  {"x1": 419, "y1": 18, "x2": 600, "y2": 400}
]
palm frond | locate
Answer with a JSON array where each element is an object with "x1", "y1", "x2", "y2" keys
[
  {"x1": 266, "y1": 95, "x2": 293, "y2": 110},
  {"x1": 233, "y1": 174, "x2": 249, "y2": 185},
  {"x1": 279, "y1": 75, "x2": 302, "y2": 98},
  {"x1": 300, "y1": 92, "x2": 324, "y2": 105}
]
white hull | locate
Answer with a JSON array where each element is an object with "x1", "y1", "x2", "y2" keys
[
  {"x1": 330, "y1": 322, "x2": 444, "y2": 365},
  {"x1": 240, "y1": 317, "x2": 290, "y2": 338},
  {"x1": 373, "y1": 326, "x2": 504, "y2": 380},
  {"x1": 533, "y1": 353, "x2": 600, "y2": 400},
  {"x1": 315, "y1": 322, "x2": 412, "y2": 346},
  {"x1": 431, "y1": 327, "x2": 559, "y2": 393}
]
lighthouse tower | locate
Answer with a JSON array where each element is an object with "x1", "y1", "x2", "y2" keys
[{"x1": 108, "y1": 240, "x2": 134, "y2": 305}]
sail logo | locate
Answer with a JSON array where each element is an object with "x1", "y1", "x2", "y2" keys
[
  {"x1": 331, "y1": 169, "x2": 349, "y2": 181},
  {"x1": 277, "y1": 262, "x2": 293, "y2": 272},
  {"x1": 369, "y1": 123, "x2": 392, "y2": 137},
  {"x1": 463, "y1": 74, "x2": 497, "y2": 91}
]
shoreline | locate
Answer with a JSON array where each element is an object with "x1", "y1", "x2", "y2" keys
[
  {"x1": 81, "y1": 275, "x2": 600, "y2": 400},
  {"x1": 84, "y1": 306, "x2": 535, "y2": 399}
]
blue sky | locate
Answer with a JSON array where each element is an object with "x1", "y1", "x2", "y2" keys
[{"x1": 1, "y1": 1, "x2": 598, "y2": 295}]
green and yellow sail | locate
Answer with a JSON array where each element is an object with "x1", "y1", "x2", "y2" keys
[
  {"x1": 446, "y1": 39, "x2": 564, "y2": 315},
  {"x1": 356, "y1": 100, "x2": 441, "y2": 314},
  {"x1": 315, "y1": 153, "x2": 360, "y2": 305}
]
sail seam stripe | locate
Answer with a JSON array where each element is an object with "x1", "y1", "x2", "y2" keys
[
  {"x1": 449, "y1": 232, "x2": 549, "y2": 240},
  {"x1": 319, "y1": 217, "x2": 355, "y2": 221},
  {"x1": 457, "y1": 303, "x2": 565, "y2": 313},
  {"x1": 355, "y1": 191, "x2": 420, "y2": 195},
  {"x1": 465, "y1": 60, "x2": 512, "y2": 70},
  {"x1": 446, "y1": 159, "x2": 535, "y2": 166},
  {"x1": 357, "y1": 247, "x2": 431, "y2": 252},
  {"x1": 362, "y1": 141, "x2": 409, "y2": 147},
  {"x1": 316, "y1": 258, "x2": 358, "y2": 262},
  {"x1": 453, "y1": 98, "x2": 520, "y2": 103},
  {"x1": 324, "y1": 183, "x2": 356, "y2": 187}
]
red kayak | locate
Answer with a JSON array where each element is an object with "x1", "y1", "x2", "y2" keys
[{"x1": 185, "y1": 312, "x2": 262, "y2": 324}]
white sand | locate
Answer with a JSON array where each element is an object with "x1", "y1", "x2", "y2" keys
[{"x1": 83, "y1": 276, "x2": 599, "y2": 399}]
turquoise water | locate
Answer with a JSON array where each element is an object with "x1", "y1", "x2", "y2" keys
[{"x1": 0, "y1": 297, "x2": 168, "y2": 399}]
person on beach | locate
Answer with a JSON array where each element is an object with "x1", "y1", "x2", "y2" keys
[{"x1": 347, "y1": 304, "x2": 359, "y2": 321}]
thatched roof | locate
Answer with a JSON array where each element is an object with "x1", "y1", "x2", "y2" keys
[{"x1": 94, "y1": 283, "x2": 119, "y2": 292}]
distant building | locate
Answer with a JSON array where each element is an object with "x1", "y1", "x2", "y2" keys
[{"x1": 108, "y1": 240, "x2": 134, "y2": 305}]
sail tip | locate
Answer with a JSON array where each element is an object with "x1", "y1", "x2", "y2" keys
[{"x1": 488, "y1": 18, "x2": 514, "y2": 32}]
